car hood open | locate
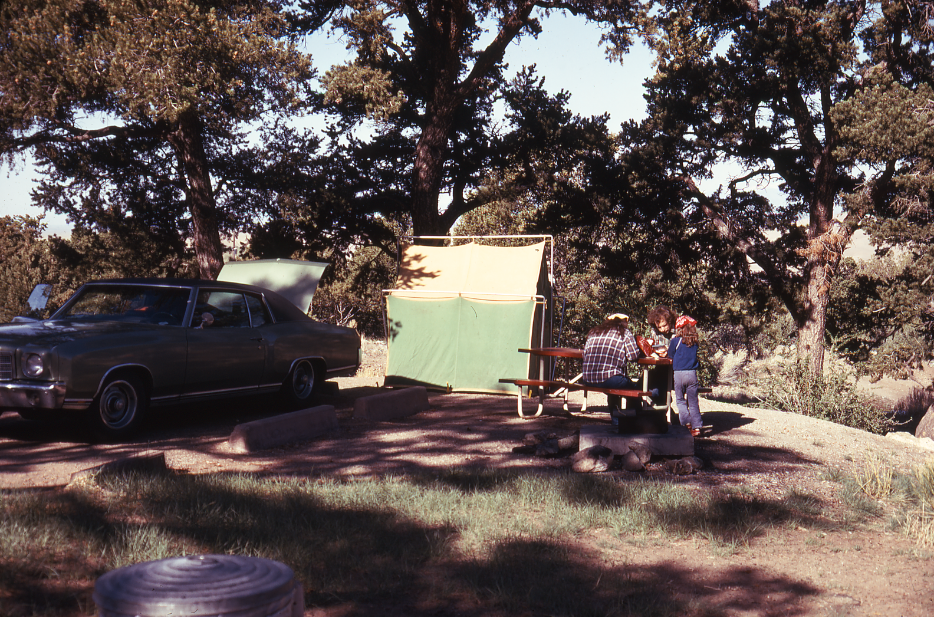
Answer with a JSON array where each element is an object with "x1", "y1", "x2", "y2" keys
[{"x1": 217, "y1": 259, "x2": 328, "y2": 314}]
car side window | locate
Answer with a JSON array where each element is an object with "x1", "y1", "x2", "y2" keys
[
  {"x1": 245, "y1": 294, "x2": 272, "y2": 327},
  {"x1": 191, "y1": 291, "x2": 251, "y2": 328}
]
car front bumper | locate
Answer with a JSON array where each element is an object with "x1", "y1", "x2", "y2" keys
[{"x1": 0, "y1": 381, "x2": 68, "y2": 410}]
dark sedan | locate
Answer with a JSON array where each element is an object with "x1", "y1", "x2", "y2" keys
[{"x1": 0, "y1": 278, "x2": 360, "y2": 439}]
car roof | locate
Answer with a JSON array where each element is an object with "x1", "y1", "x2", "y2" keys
[{"x1": 83, "y1": 278, "x2": 311, "y2": 322}]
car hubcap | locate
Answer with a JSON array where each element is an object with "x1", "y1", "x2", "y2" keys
[
  {"x1": 292, "y1": 363, "x2": 314, "y2": 399},
  {"x1": 100, "y1": 381, "x2": 137, "y2": 429}
]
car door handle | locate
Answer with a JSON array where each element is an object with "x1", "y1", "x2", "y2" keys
[{"x1": 250, "y1": 337, "x2": 264, "y2": 342}]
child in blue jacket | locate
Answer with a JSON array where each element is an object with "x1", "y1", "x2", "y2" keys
[{"x1": 668, "y1": 315, "x2": 702, "y2": 436}]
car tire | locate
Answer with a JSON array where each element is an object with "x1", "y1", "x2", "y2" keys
[
  {"x1": 90, "y1": 373, "x2": 149, "y2": 440},
  {"x1": 282, "y1": 360, "x2": 317, "y2": 408}
]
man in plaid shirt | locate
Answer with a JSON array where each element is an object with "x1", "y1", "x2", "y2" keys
[{"x1": 582, "y1": 313, "x2": 641, "y2": 419}]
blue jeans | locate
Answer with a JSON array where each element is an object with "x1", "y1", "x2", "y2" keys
[{"x1": 673, "y1": 370, "x2": 702, "y2": 428}]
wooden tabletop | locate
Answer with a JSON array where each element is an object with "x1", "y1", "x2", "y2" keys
[
  {"x1": 518, "y1": 347, "x2": 584, "y2": 359},
  {"x1": 519, "y1": 347, "x2": 672, "y2": 365},
  {"x1": 637, "y1": 356, "x2": 672, "y2": 366}
]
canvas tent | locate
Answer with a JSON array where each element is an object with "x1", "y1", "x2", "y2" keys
[{"x1": 384, "y1": 239, "x2": 552, "y2": 394}]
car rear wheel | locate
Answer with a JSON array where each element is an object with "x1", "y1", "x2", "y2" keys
[
  {"x1": 282, "y1": 360, "x2": 317, "y2": 407},
  {"x1": 90, "y1": 374, "x2": 149, "y2": 440}
]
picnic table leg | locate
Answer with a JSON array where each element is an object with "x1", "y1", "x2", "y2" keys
[{"x1": 516, "y1": 384, "x2": 543, "y2": 419}]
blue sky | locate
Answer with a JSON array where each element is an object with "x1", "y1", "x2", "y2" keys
[{"x1": 0, "y1": 12, "x2": 655, "y2": 236}]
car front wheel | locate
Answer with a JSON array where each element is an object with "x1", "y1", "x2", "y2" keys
[
  {"x1": 90, "y1": 374, "x2": 149, "y2": 440},
  {"x1": 282, "y1": 360, "x2": 317, "y2": 408}
]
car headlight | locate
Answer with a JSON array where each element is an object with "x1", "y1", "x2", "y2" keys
[{"x1": 22, "y1": 353, "x2": 45, "y2": 377}]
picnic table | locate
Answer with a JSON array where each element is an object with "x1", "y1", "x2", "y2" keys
[{"x1": 502, "y1": 347, "x2": 674, "y2": 418}]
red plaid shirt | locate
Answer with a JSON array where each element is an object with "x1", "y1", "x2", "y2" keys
[{"x1": 583, "y1": 328, "x2": 640, "y2": 383}]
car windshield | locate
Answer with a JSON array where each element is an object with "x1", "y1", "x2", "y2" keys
[{"x1": 60, "y1": 285, "x2": 191, "y2": 325}]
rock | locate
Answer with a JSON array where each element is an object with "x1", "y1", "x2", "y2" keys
[
  {"x1": 523, "y1": 431, "x2": 558, "y2": 446},
  {"x1": 571, "y1": 446, "x2": 614, "y2": 473},
  {"x1": 535, "y1": 440, "x2": 561, "y2": 456},
  {"x1": 915, "y1": 405, "x2": 934, "y2": 440},
  {"x1": 556, "y1": 433, "x2": 579, "y2": 451},
  {"x1": 531, "y1": 433, "x2": 578, "y2": 457},
  {"x1": 684, "y1": 456, "x2": 704, "y2": 471},
  {"x1": 622, "y1": 450, "x2": 644, "y2": 471},
  {"x1": 665, "y1": 458, "x2": 696, "y2": 475},
  {"x1": 628, "y1": 442, "x2": 652, "y2": 465},
  {"x1": 517, "y1": 432, "x2": 578, "y2": 457},
  {"x1": 886, "y1": 431, "x2": 934, "y2": 452}
]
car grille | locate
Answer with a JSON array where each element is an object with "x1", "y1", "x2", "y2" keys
[{"x1": 0, "y1": 353, "x2": 12, "y2": 380}]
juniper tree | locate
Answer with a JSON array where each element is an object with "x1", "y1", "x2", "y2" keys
[
  {"x1": 0, "y1": 0, "x2": 314, "y2": 278},
  {"x1": 304, "y1": 0, "x2": 648, "y2": 237},
  {"x1": 610, "y1": 0, "x2": 934, "y2": 375}
]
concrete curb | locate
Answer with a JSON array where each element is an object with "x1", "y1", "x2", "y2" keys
[
  {"x1": 228, "y1": 405, "x2": 338, "y2": 453},
  {"x1": 353, "y1": 387, "x2": 430, "y2": 421}
]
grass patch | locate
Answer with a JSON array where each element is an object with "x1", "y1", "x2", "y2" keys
[
  {"x1": 854, "y1": 453, "x2": 896, "y2": 500},
  {"x1": 0, "y1": 466, "x2": 896, "y2": 616},
  {"x1": 820, "y1": 457, "x2": 934, "y2": 547},
  {"x1": 890, "y1": 460, "x2": 934, "y2": 547}
]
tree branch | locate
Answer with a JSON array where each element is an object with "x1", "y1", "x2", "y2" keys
[
  {"x1": 458, "y1": 0, "x2": 538, "y2": 97},
  {"x1": 9, "y1": 121, "x2": 167, "y2": 151},
  {"x1": 682, "y1": 175, "x2": 801, "y2": 321}
]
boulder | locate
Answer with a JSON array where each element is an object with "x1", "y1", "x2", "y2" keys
[
  {"x1": 665, "y1": 457, "x2": 697, "y2": 475},
  {"x1": 915, "y1": 405, "x2": 934, "y2": 441},
  {"x1": 571, "y1": 446, "x2": 614, "y2": 473},
  {"x1": 622, "y1": 450, "x2": 644, "y2": 471},
  {"x1": 523, "y1": 431, "x2": 558, "y2": 446},
  {"x1": 628, "y1": 442, "x2": 653, "y2": 465},
  {"x1": 535, "y1": 440, "x2": 561, "y2": 456},
  {"x1": 530, "y1": 433, "x2": 579, "y2": 457}
]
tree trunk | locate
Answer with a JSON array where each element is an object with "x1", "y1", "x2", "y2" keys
[
  {"x1": 167, "y1": 111, "x2": 225, "y2": 279},
  {"x1": 411, "y1": 112, "x2": 453, "y2": 237},
  {"x1": 797, "y1": 258, "x2": 829, "y2": 376},
  {"x1": 410, "y1": 34, "x2": 461, "y2": 240}
]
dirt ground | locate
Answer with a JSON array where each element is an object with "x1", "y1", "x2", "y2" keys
[{"x1": 2, "y1": 347, "x2": 934, "y2": 616}]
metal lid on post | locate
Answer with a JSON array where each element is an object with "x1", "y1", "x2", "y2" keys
[{"x1": 93, "y1": 554, "x2": 302, "y2": 617}]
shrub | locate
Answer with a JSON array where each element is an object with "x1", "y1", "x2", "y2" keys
[{"x1": 750, "y1": 357, "x2": 893, "y2": 434}]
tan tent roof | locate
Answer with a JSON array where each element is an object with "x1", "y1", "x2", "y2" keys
[{"x1": 392, "y1": 242, "x2": 546, "y2": 300}]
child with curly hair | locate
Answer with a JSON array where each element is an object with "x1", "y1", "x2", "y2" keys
[{"x1": 668, "y1": 315, "x2": 703, "y2": 436}]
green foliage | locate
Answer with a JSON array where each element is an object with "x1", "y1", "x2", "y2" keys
[
  {"x1": 1, "y1": 0, "x2": 316, "y2": 277},
  {"x1": 0, "y1": 215, "x2": 198, "y2": 323},
  {"x1": 315, "y1": 1, "x2": 646, "y2": 236},
  {"x1": 750, "y1": 358, "x2": 893, "y2": 435},
  {"x1": 619, "y1": 0, "x2": 934, "y2": 377},
  {"x1": 0, "y1": 216, "x2": 57, "y2": 322},
  {"x1": 311, "y1": 245, "x2": 395, "y2": 337},
  {"x1": 828, "y1": 250, "x2": 933, "y2": 380}
]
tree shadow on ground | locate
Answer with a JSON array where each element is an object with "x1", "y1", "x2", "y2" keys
[{"x1": 0, "y1": 466, "x2": 824, "y2": 617}]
